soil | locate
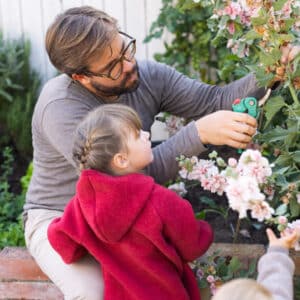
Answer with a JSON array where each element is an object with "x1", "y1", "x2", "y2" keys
[{"x1": 187, "y1": 187, "x2": 268, "y2": 245}]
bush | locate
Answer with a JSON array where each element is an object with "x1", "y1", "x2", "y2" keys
[
  {"x1": 0, "y1": 147, "x2": 32, "y2": 248},
  {"x1": 144, "y1": 0, "x2": 246, "y2": 83},
  {"x1": 0, "y1": 33, "x2": 40, "y2": 161}
]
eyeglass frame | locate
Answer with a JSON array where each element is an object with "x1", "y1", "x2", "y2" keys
[{"x1": 83, "y1": 31, "x2": 136, "y2": 81}]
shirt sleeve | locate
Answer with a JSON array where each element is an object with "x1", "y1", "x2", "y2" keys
[
  {"x1": 152, "y1": 185, "x2": 214, "y2": 262},
  {"x1": 142, "y1": 61, "x2": 266, "y2": 120},
  {"x1": 257, "y1": 246, "x2": 295, "y2": 300},
  {"x1": 41, "y1": 99, "x2": 92, "y2": 166},
  {"x1": 141, "y1": 61, "x2": 266, "y2": 184}
]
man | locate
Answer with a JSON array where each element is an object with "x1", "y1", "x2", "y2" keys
[{"x1": 23, "y1": 6, "x2": 288, "y2": 300}]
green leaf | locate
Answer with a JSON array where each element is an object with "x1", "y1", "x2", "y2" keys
[
  {"x1": 0, "y1": 89, "x2": 13, "y2": 102},
  {"x1": 243, "y1": 30, "x2": 261, "y2": 41},
  {"x1": 195, "y1": 211, "x2": 206, "y2": 219},
  {"x1": 273, "y1": 0, "x2": 289, "y2": 11},
  {"x1": 275, "y1": 154, "x2": 293, "y2": 167},
  {"x1": 289, "y1": 198, "x2": 300, "y2": 218},
  {"x1": 263, "y1": 96, "x2": 286, "y2": 128},
  {"x1": 262, "y1": 127, "x2": 288, "y2": 143},
  {"x1": 291, "y1": 151, "x2": 300, "y2": 163},
  {"x1": 228, "y1": 256, "x2": 241, "y2": 273},
  {"x1": 275, "y1": 203, "x2": 288, "y2": 215}
]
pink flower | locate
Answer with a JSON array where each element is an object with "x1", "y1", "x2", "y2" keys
[
  {"x1": 207, "y1": 275, "x2": 215, "y2": 283},
  {"x1": 278, "y1": 216, "x2": 288, "y2": 225},
  {"x1": 227, "y1": 22, "x2": 235, "y2": 34},
  {"x1": 228, "y1": 157, "x2": 238, "y2": 168},
  {"x1": 224, "y1": 2, "x2": 242, "y2": 20},
  {"x1": 249, "y1": 200, "x2": 274, "y2": 222}
]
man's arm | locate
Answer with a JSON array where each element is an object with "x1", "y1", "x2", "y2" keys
[{"x1": 142, "y1": 61, "x2": 262, "y2": 183}]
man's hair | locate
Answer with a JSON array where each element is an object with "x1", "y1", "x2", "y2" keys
[
  {"x1": 212, "y1": 278, "x2": 273, "y2": 300},
  {"x1": 45, "y1": 6, "x2": 119, "y2": 76},
  {"x1": 72, "y1": 104, "x2": 142, "y2": 174}
]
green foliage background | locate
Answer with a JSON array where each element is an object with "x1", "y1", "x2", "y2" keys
[{"x1": 0, "y1": 34, "x2": 40, "y2": 248}]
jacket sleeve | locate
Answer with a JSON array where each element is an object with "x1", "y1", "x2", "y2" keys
[
  {"x1": 47, "y1": 209, "x2": 87, "y2": 264},
  {"x1": 257, "y1": 246, "x2": 295, "y2": 300},
  {"x1": 153, "y1": 186, "x2": 213, "y2": 262}
]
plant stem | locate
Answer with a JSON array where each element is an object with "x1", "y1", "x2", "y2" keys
[
  {"x1": 233, "y1": 217, "x2": 241, "y2": 244},
  {"x1": 289, "y1": 83, "x2": 299, "y2": 105}
]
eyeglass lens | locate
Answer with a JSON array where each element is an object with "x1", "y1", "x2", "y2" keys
[{"x1": 109, "y1": 39, "x2": 136, "y2": 79}]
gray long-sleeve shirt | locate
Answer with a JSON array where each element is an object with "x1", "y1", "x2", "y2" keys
[
  {"x1": 257, "y1": 246, "x2": 295, "y2": 300},
  {"x1": 24, "y1": 60, "x2": 264, "y2": 213}
]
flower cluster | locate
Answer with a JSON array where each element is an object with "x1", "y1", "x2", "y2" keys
[
  {"x1": 156, "y1": 113, "x2": 185, "y2": 137},
  {"x1": 177, "y1": 149, "x2": 275, "y2": 221},
  {"x1": 175, "y1": 148, "x2": 300, "y2": 249},
  {"x1": 191, "y1": 250, "x2": 257, "y2": 295},
  {"x1": 209, "y1": 0, "x2": 300, "y2": 88}
]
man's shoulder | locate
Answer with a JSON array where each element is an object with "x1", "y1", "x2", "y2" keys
[{"x1": 138, "y1": 59, "x2": 173, "y2": 78}]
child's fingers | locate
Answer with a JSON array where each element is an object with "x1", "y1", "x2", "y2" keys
[
  {"x1": 266, "y1": 228, "x2": 277, "y2": 243},
  {"x1": 285, "y1": 230, "x2": 299, "y2": 246}
]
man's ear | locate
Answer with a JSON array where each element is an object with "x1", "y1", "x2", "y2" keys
[
  {"x1": 71, "y1": 73, "x2": 91, "y2": 85},
  {"x1": 111, "y1": 153, "x2": 129, "y2": 171}
]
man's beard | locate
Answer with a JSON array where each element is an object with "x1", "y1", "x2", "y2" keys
[{"x1": 90, "y1": 63, "x2": 140, "y2": 100}]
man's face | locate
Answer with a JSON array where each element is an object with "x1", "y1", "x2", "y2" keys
[{"x1": 82, "y1": 32, "x2": 140, "y2": 100}]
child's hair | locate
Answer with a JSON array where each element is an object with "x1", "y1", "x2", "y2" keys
[
  {"x1": 72, "y1": 104, "x2": 142, "y2": 174},
  {"x1": 212, "y1": 278, "x2": 273, "y2": 300}
]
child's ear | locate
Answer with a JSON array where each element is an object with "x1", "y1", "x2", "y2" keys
[{"x1": 111, "y1": 153, "x2": 129, "y2": 170}]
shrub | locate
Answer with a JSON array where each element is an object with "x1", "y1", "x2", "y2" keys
[
  {"x1": 0, "y1": 147, "x2": 32, "y2": 248},
  {"x1": 0, "y1": 33, "x2": 40, "y2": 161}
]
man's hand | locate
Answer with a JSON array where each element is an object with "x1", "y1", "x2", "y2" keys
[
  {"x1": 281, "y1": 44, "x2": 300, "y2": 64},
  {"x1": 195, "y1": 110, "x2": 257, "y2": 149}
]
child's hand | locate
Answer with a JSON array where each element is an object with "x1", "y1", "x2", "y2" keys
[{"x1": 266, "y1": 228, "x2": 300, "y2": 250}]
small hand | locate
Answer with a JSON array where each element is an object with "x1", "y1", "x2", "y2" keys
[
  {"x1": 266, "y1": 228, "x2": 300, "y2": 250},
  {"x1": 195, "y1": 110, "x2": 257, "y2": 149}
]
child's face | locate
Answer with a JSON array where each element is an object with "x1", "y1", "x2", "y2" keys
[{"x1": 125, "y1": 130, "x2": 153, "y2": 173}]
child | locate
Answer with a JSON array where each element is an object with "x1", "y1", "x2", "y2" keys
[
  {"x1": 212, "y1": 228, "x2": 299, "y2": 300},
  {"x1": 47, "y1": 104, "x2": 213, "y2": 300}
]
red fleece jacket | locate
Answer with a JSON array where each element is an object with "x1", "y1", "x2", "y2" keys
[{"x1": 48, "y1": 170, "x2": 213, "y2": 300}]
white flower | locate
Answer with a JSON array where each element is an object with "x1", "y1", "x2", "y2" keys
[
  {"x1": 225, "y1": 176, "x2": 265, "y2": 218},
  {"x1": 168, "y1": 182, "x2": 187, "y2": 196}
]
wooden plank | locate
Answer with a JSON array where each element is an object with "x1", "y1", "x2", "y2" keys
[
  {"x1": 0, "y1": 282, "x2": 63, "y2": 300},
  {"x1": 0, "y1": 247, "x2": 49, "y2": 281}
]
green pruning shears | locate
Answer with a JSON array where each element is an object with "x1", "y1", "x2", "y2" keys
[
  {"x1": 232, "y1": 97, "x2": 259, "y2": 153},
  {"x1": 232, "y1": 97, "x2": 259, "y2": 118}
]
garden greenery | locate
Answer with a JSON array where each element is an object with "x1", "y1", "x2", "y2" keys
[
  {"x1": 0, "y1": 34, "x2": 40, "y2": 247},
  {"x1": 0, "y1": 147, "x2": 29, "y2": 247},
  {"x1": 0, "y1": 33, "x2": 40, "y2": 161},
  {"x1": 147, "y1": 0, "x2": 300, "y2": 233}
]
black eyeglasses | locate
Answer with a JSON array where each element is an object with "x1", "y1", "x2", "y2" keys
[{"x1": 84, "y1": 32, "x2": 136, "y2": 80}]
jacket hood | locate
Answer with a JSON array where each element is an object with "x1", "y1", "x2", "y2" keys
[{"x1": 77, "y1": 169, "x2": 155, "y2": 243}]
